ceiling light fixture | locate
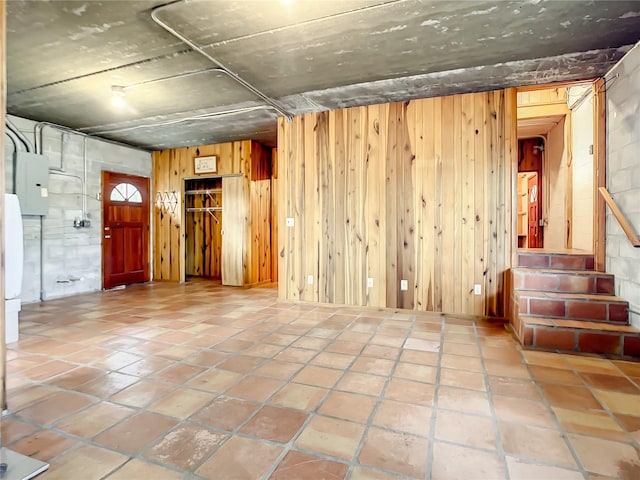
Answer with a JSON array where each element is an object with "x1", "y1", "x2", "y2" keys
[{"x1": 110, "y1": 85, "x2": 126, "y2": 108}]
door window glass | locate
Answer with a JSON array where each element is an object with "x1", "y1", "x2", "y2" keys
[{"x1": 110, "y1": 183, "x2": 142, "y2": 203}]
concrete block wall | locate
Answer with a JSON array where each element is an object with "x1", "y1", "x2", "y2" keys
[
  {"x1": 606, "y1": 41, "x2": 640, "y2": 328},
  {"x1": 4, "y1": 115, "x2": 151, "y2": 303}
]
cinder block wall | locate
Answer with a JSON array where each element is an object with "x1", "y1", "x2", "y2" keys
[
  {"x1": 606, "y1": 42, "x2": 640, "y2": 328},
  {"x1": 4, "y1": 115, "x2": 151, "y2": 302}
]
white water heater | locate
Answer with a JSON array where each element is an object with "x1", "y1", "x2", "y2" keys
[{"x1": 5, "y1": 194, "x2": 24, "y2": 343}]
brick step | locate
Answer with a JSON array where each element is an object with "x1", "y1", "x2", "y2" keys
[
  {"x1": 515, "y1": 290, "x2": 629, "y2": 324},
  {"x1": 517, "y1": 251, "x2": 594, "y2": 270},
  {"x1": 512, "y1": 268, "x2": 614, "y2": 295},
  {"x1": 514, "y1": 315, "x2": 640, "y2": 357}
]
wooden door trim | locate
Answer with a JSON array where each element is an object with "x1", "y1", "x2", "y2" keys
[
  {"x1": 593, "y1": 78, "x2": 606, "y2": 271},
  {"x1": 101, "y1": 171, "x2": 151, "y2": 289}
]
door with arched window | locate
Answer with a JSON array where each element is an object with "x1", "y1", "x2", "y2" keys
[{"x1": 102, "y1": 171, "x2": 150, "y2": 289}]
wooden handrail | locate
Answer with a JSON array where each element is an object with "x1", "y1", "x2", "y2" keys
[{"x1": 599, "y1": 187, "x2": 640, "y2": 247}]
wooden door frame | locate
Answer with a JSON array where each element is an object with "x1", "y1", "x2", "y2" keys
[
  {"x1": 101, "y1": 171, "x2": 151, "y2": 289},
  {"x1": 593, "y1": 78, "x2": 606, "y2": 272},
  {"x1": 516, "y1": 80, "x2": 605, "y2": 262}
]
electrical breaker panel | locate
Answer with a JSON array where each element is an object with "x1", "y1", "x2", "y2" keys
[{"x1": 14, "y1": 152, "x2": 49, "y2": 216}]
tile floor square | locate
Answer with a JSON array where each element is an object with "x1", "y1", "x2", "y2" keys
[
  {"x1": 54, "y1": 401, "x2": 134, "y2": 438},
  {"x1": 435, "y1": 409, "x2": 497, "y2": 450},
  {"x1": 431, "y1": 441, "x2": 505, "y2": 480},
  {"x1": 196, "y1": 436, "x2": 283, "y2": 480},
  {"x1": 226, "y1": 375, "x2": 285, "y2": 402},
  {"x1": 295, "y1": 415, "x2": 365, "y2": 460},
  {"x1": 104, "y1": 459, "x2": 183, "y2": 480},
  {"x1": 143, "y1": 423, "x2": 227, "y2": 471},
  {"x1": 269, "y1": 450, "x2": 348, "y2": 480},
  {"x1": 239, "y1": 405, "x2": 308, "y2": 443},
  {"x1": 318, "y1": 391, "x2": 377, "y2": 424},
  {"x1": 147, "y1": 387, "x2": 213, "y2": 419},
  {"x1": 94, "y1": 412, "x2": 177, "y2": 454},
  {"x1": 358, "y1": 426, "x2": 429, "y2": 478},
  {"x1": 499, "y1": 421, "x2": 577, "y2": 468},
  {"x1": 191, "y1": 394, "x2": 259, "y2": 431},
  {"x1": 373, "y1": 399, "x2": 432, "y2": 436}
]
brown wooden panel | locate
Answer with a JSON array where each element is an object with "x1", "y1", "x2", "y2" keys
[
  {"x1": 593, "y1": 79, "x2": 607, "y2": 271},
  {"x1": 271, "y1": 148, "x2": 278, "y2": 283},
  {"x1": 278, "y1": 90, "x2": 513, "y2": 316},
  {"x1": 109, "y1": 227, "x2": 125, "y2": 274},
  {"x1": 250, "y1": 179, "x2": 272, "y2": 284},
  {"x1": 517, "y1": 87, "x2": 567, "y2": 106},
  {"x1": 222, "y1": 176, "x2": 245, "y2": 286}
]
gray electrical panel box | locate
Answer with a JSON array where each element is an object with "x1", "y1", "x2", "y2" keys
[{"x1": 15, "y1": 152, "x2": 49, "y2": 216}]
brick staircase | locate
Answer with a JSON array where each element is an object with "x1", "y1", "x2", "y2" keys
[{"x1": 509, "y1": 250, "x2": 640, "y2": 358}]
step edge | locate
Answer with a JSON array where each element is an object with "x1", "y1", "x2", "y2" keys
[
  {"x1": 512, "y1": 268, "x2": 613, "y2": 277},
  {"x1": 518, "y1": 315, "x2": 638, "y2": 333},
  {"x1": 514, "y1": 290, "x2": 627, "y2": 303}
]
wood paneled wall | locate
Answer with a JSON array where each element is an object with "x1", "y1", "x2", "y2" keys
[
  {"x1": 152, "y1": 140, "x2": 273, "y2": 285},
  {"x1": 278, "y1": 90, "x2": 516, "y2": 316}
]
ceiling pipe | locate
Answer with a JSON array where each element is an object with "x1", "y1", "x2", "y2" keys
[
  {"x1": 5, "y1": 117, "x2": 32, "y2": 153},
  {"x1": 121, "y1": 67, "x2": 226, "y2": 91},
  {"x1": 5, "y1": 129, "x2": 20, "y2": 195},
  {"x1": 4, "y1": 129, "x2": 20, "y2": 154},
  {"x1": 35, "y1": 120, "x2": 151, "y2": 153},
  {"x1": 151, "y1": 1, "x2": 294, "y2": 121},
  {"x1": 84, "y1": 105, "x2": 273, "y2": 135}
]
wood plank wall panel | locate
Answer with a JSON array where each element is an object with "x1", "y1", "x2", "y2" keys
[
  {"x1": 517, "y1": 87, "x2": 566, "y2": 106},
  {"x1": 221, "y1": 176, "x2": 245, "y2": 286},
  {"x1": 152, "y1": 140, "x2": 257, "y2": 283},
  {"x1": 271, "y1": 148, "x2": 278, "y2": 282},
  {"x1": 278, "y1": 90, "x2": 515, "y2": 316},
  {"x1": 250, "y1": 180, "x2": 272, "y2": 284}
]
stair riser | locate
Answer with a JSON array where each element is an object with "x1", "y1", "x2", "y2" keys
[
  {"x1": 513, "y1": 270, "x2": 615, "y2": 295},
  {"x1": 517, "y1": 294, "x2": 629, "y2": 324},
  {"x1": 519, "y1": 324, "x2": 640, "y2": 357},
  {"x1": 517, "y1": 253, "x2": 594, "y2": 270}
]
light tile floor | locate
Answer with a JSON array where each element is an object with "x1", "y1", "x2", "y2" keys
[{"x1": 3, "y1": 280, "x2": 640, "y2": 479}]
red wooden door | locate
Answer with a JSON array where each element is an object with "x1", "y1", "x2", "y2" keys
[
  {"x1": 102, "y1": 171, "x2": 150, "y2": 289},
  {"x1": 527, "y1": 173, "x2": 543, "y2": 248}
]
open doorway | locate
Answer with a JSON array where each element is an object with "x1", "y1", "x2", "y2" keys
[
  {"x1": 516, "y1": 83, "x2": 596, "y2": 252},
  {"x1": 517, "y1": 138, "x2": 544, "y2": 248}
]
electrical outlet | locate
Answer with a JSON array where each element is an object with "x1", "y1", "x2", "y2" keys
[
  {"x1": 286, "y1": 217, "x2": 294, "y2": 227},
  {"x1": 367, "y1": 277, "x2": 374, "y2": 288},
  {"x1": 474, "y1": 284, "x2": 481, "y2": 295},
  {"x1": 307, "y1": 275, "x2": 314, "y2": 285},
  {"x1": 400, "y1": 279, "x2": 408, "y2": 291}
]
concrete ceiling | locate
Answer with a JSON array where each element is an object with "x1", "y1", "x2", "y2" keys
[{"x1": 6, "y1": 0, "x2": 640, "y2": 150}]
